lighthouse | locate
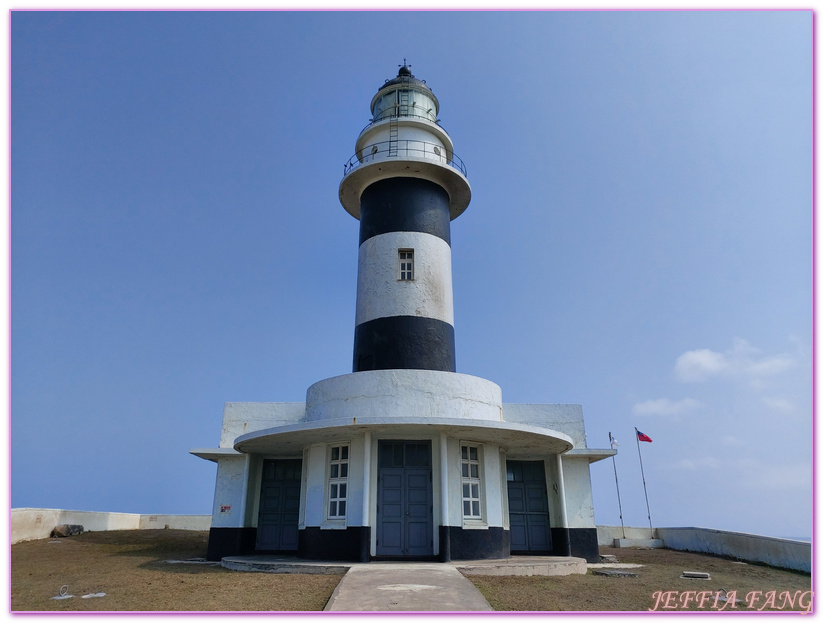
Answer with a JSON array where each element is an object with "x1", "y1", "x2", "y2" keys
[
  {"x1": 340, "y1": 63, "x2": 469, "y2": 374},
  {"x1": 192, "y1": 64, "x2": 615, "y2": 564}
]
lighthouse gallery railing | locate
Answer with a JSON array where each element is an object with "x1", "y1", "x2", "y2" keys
[{"x1": 343, "y1": 139, "x2": 468, "y2": 177}]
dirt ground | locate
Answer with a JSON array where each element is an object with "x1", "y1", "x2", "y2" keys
[
  {"x1": 11, "y1": 530, "x2": 342, "y2": 612},
  {"x1": 12, "y1": 532, "x2": 813, "y2": 613},
  {"x1": 466, "y1": 547, "x2": 813, "y2": 612}
]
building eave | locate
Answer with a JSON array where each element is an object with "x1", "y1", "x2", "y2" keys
[
  {"x1": 233, "y1": 416, "x2": 574, "y2": 457},
  {"x1": 563, "y1": 448, "x2": 617, "y2": 463},
  {"x1": 189, "y1": 448, "x2": 243, "y2": 463}
]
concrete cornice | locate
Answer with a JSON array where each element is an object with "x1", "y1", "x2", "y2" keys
[{"x1": 233, "y1": 416, "x2": 574, "y2": 456}]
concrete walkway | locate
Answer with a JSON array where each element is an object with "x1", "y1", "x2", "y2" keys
[
  {"x1": 220, "y1": 554, "x2": 588, "y2": 612},
  {"x1": 323, "y1": 562, "x2": 493, "y2": 611}
]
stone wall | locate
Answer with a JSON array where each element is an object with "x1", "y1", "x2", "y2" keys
[
  {"x1": 657, "y1": 527, "x2": 811, "y2": 573},
  {"x1": 11, "y1": 508, "x2": 211, "y2": 544},
  {"x1": 597, "y1": 525, "x2": 659, "y2": 544},
  {"x1": 597, "y1": 525, "x2": 810, "y2": 573}
]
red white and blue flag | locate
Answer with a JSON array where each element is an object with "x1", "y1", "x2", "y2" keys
[{"x1": 636, "y1": 430, "x2": 653, "y2": 443}]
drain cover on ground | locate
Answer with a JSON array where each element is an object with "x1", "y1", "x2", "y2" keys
[
  {"x1": 681, "y1": 571, "x2": 711, "y2": 580},
  {"x1": 592, "y1": 569, "x2": 638, "y2": 578},
  {"x1": 377, "y1": 585, "x2": 439, "y2": 592}
]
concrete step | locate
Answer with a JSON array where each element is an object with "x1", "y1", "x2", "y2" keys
[
  {"x1": 221, "y1": 555, "x2": 350, "y2": 574},
  {"x1": 456, "y1": 556, "x2": 587, "y2": 576},
  {"x1": 220, "y1": 554, "x2": 588, "y2": 577}
]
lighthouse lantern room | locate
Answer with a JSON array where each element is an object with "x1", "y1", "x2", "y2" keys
[{"x1": 192, "y1": 64, "x2": 615, "y2": 563}]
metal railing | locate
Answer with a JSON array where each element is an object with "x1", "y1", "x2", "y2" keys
[{"x1": 343, "y1": 139, "x2": 468, "y2": 177}]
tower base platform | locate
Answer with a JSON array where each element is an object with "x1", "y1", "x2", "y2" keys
[{"x1": 221, "y1": 554, "x2": 587, "y2": 576}]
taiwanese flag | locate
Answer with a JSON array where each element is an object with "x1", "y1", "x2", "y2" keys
[{"x1": 636, "y1": 430, "x2": 653, "y2": 443}]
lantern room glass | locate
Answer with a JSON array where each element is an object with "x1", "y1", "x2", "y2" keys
[{"x1": 373, "y1": 90, "x2": 437, "y2": 123}]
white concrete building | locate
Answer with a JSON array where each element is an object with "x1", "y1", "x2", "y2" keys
[{"x1": 192, "y1": 65, "x2": 614, "y2": 562}]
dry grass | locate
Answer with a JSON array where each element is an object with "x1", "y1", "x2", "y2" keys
[
  {"x1": 13, "y1": 532, "x2": 812, "y2": 613},
  {"x1": 11, "y1": 530, "x2": 343, "y2": 612},
  {"x1": 466, "y1": 547, "x2": 812, "y2": 612}
]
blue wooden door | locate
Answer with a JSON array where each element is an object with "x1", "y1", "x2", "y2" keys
[
  {"x1": 507, "y1": 460, "x2": 552, "y2": 553},
  {"x1": 405, "y1": 468, "x2": 433, "y2": 556},
  {"x1": 256, "y1": 459, "x2": 302, "y2": 552},
  {"x1": 376, "y1": 467, "x2": 404, "y2": 555},
  {"x1": 376, "y1": 441, "x2": 432, "y2": 557}
]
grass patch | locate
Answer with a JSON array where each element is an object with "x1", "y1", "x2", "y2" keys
[
  {"x1": 12, "y1": 530, "x2": 342, "y2": 612},
  {"x1": 466, "y1": 547, "x2": 812, "y2": 612},
  {"x1": 13, "y1": 532, "x2": 811, "y2": 612}
]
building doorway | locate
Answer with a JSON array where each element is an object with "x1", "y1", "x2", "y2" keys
[
  {"x1": 256, "y1": 459, "x2": 302, "y2": 552},
  {"x1": 376, "y1": 440, "x2": 433, "y2": 557},
  {"x1": 506, "y1": 460, "x2": 552, "y2": 554}
]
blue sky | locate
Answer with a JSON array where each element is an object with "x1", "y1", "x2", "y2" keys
[{"x1": 10, "y1": 10, "x2": 812, "y2": 539}]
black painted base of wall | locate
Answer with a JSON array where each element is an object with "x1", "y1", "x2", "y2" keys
[
  {"x1": 298, "y1": 527, "x2": 371, "y2": 562},
  {"x1": 441, "y1": 526, "x2": 510, "y2": 561},
  {"x1": 549, "y1": 528, "x2": 599, "y2": 562},
  {"x1": 206, "y1": 527, "x2": 257, "y2": 561},
  {"x1": 205, "y1": 525, "x2": 598, "y2": 563},
  {"x1": 568, "y1": 527, "x2": 600, "y2": 563},
  {"x1": 551, "y1": 527, "x2": 571, "y2": 557}
]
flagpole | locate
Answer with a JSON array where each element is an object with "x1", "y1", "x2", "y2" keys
[
  {"x1": 609, "y1": 432, "x2": 626, "y2": 539},
  {"x1": 635, "y1": 427, "x2": 654, "y2": 538}
]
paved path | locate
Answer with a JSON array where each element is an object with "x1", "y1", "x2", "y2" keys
[{"x1": 324, "y1": 563, "x2": 493, "y2": 611}]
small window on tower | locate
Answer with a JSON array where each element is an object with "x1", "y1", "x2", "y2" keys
[{"x1": 399, "y1": 249, "x2": 414, "y2": 281}]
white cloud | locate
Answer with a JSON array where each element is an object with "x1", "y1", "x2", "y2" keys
[
  {"x1": 721, "y1": 435, "x2": 745, "y2": 447},
  {"x1": 739, "y1": 462, "x2": 811, "y2": 491},
  {"x1": 632, "y1": 397, "x2": 702, "y2": 417},
  {"x1": 674, "y1": 338, "x2": 794, "y2": 386},
  {"x1": 734, "y1": 457, "x2": 760, "y2": 471},
  {"x1": 673, "y1": 457, "x2": 721, "y2": 471},
  {"x1": 761, "y1": 397, "x2": 795, "y2": 413},
  {"x1": 674, "y1": 349, "x2": 727, "y2": 382}
]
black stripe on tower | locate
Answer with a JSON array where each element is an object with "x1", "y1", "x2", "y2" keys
[
  {"x1": 359, "y1": 177, "x2": 451, "y2": 246},
  {"x1": 353, "y1": 316, "x2": 456, "y2": 372}
]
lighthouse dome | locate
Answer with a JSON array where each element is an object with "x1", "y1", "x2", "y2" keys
[
  {"x1": 380, "y1": 65, "x2": 430, "y2": 92},
  {"x1": 370, "y1": 65, "x2": 440, "y2": 121}
]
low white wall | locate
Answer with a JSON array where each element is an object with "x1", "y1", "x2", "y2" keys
[
  {"x1": 656, "y1": 527, "x2": 811, "y2": 574},
  {"x1": 597, "y1": 525, "x2": 659, "y2": 545},
  {"x1": 137, "y1": 514, "x2": 212, "y2": 531},
  {"x1": 597, "y1": 525, "x2": 810, "y2": 573},
  {"x1": 12, "y1": 508, "x2": 211, "y2": 544}
]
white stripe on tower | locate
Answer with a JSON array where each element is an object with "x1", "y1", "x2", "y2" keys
[{"x1": 355, "y1": 231, "x2": 454, "y2": 328}]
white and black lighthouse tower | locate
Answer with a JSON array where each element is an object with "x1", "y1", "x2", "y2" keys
[
  {"x1": 340, "y1": 63, "x2": 470, "y2": 374},
  {"x1": 195, "y1": 64, "x2": 613, "y2": 565}
]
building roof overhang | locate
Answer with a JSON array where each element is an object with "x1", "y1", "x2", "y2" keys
[
  {"x1": 563, "y1": 448, "x2": 617, "y2": 463},
  {"x1": 189, "y1": 448, "x2": 243, "y2": 463},
  {"x1": 231, "y1": 416, "x2": 574, "y2": 457}
]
